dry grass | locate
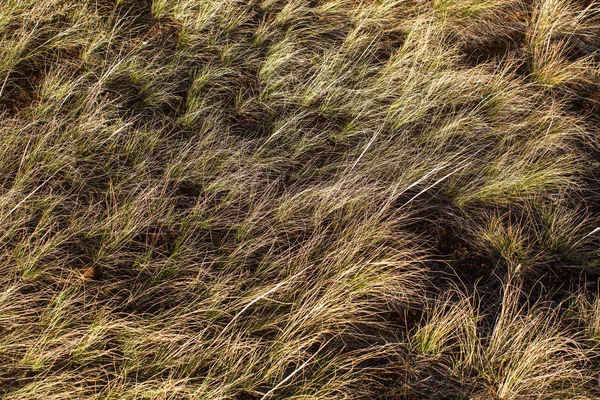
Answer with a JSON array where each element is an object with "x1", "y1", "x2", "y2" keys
[{"x1": 0, "y1": 0, "x2": 599, "y2": 398}]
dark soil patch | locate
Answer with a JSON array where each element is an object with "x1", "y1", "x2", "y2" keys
[
  {"x1": 404, "y1": 206, "x2": 497, "y2": 292},
  {"x1": 388, "y1": 364, "x2": 479, "y2": 400},
  {"x1": 0, "y1": 368, "x2": 39, "y2": 397},
  {"x1": 230, "y1": 115, "x2": 274, "y2": 139},
  {"x1": 0, "y1": 66, "x2": 43, "y2": 114},
  {"x1": 461, "y1": 31, "x2": 526, "y2": 68},
  {"x1": 102, "y1": 72, "x2": 188, "y2": 127},
  {"x1": 113, "y1": 0, "x2": 155, "y2": 29},
  {"x1": 66, "y1": 233, "x2": 102, "y2": 268},
  {"x1": 564, "y1": 82, "x2": 600, "y2": 123},
  {"x1": 434, "y1": 227, "x2": 494, "y2": 283},
  {"x1": 168, "y1": 180, "x2": 202, "y2": 210},
  {"x1": 373, "y1": 30, "x2": 407, "y2": 65}
]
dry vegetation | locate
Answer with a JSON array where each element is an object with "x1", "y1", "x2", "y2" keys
[{"x1": 1, "y1": 0, "x2": 600, "y2": 398}]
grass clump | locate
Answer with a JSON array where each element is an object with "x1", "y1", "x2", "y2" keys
[{"x1": 408, "y1": 280, "x2": 593, "y2": 399}]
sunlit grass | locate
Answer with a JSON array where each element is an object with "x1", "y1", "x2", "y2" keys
[{"x1": 0, "y1": 0, "x2": 599, "y2": 398}]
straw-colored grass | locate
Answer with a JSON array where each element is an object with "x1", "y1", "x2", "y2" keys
[{"x1": 1, "y1": 0, "x2": 599, "y2": 398}]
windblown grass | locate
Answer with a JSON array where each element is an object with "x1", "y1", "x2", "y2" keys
[{"x1": 0, "y1": 0, "x2": 599, "y2": 398}]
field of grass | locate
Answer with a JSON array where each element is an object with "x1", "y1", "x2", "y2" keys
[{"x1": 1, "y1": 0, "x2": 600, "y2": 398}]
